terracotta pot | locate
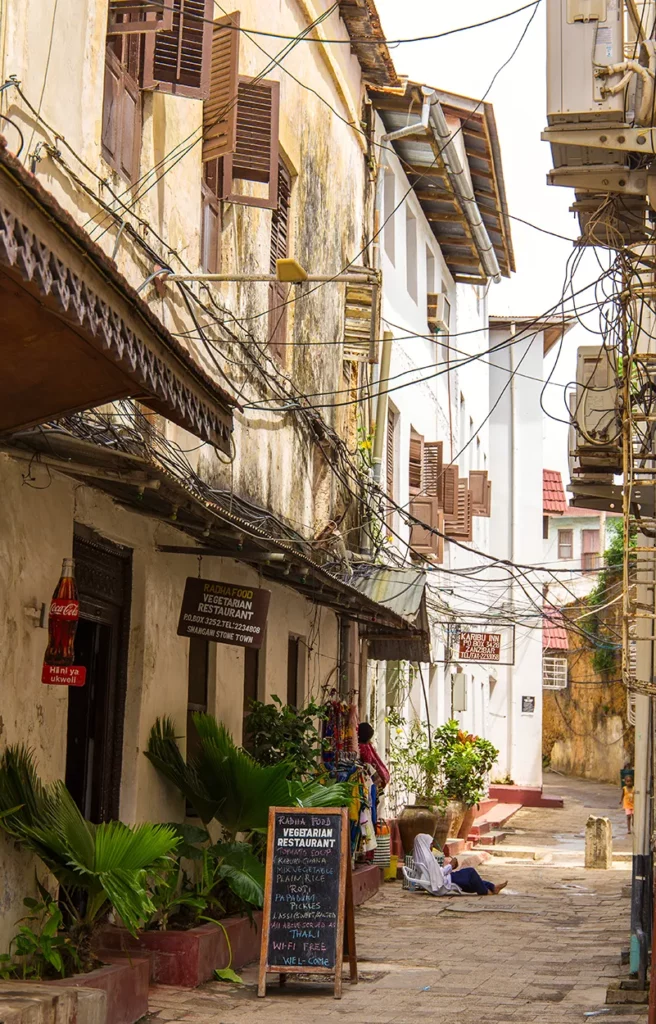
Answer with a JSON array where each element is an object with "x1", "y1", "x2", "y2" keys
[
  {"x1": 447, "y1": 799, "x2": 466, "y2": 838},
  {"x1": 457, "y1": 804, "x2": 478, "y2": 840},
  {"x1": 432, "y1": 802, "x2": 457, "y2": 850},
  {"x1": 397, "y1": 803, "x2": 439, "y2": 855}
]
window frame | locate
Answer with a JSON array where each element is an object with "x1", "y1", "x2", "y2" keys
[{"x1": 557, "y1": 528, "x2": 574, "y2": 560}]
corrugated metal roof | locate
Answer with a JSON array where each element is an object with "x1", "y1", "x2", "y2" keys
[
  {"x1": 543, "y1": 608, "x2": 569, "y2": 650},
  {"x1": 544, "y1": 469, "x2": 567, "y2": 514},
  {"x1": 348, "y1": 567, "x2": 426, "y2": 621}
]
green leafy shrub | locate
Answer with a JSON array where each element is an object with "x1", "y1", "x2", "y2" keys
[
  {"x1": 0, "y1": 885, "x2": 81, "y2": 980},
  {"x1": 244, "y1": 696, "x2": 327, "y2": 779}
]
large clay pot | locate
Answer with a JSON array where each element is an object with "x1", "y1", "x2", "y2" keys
[
  {"x1": 447, "y1": 799, "x2": 466, "y2": 838},
  {"x1": 457, "y1": 804, "x2": 478, "y2": 840},
  {"x1": 397, "y1": 803, "x2": 439, "y2": 856},
  {"x1": 432, "y1": 803, "x2": 457, "y2": 850}
]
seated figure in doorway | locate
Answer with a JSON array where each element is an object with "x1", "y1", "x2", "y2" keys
[
  {"x1": 357, "y1": 722, "x2": 390, "y2": 791},
  {"x1": 407, "y1": 833, "x2": 507, "y2": 896}
]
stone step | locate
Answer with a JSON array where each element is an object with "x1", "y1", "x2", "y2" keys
[
  {"x1": 0, "y1": 983, "x2": 106, "y2": 1024},
  {"x1": 484, "y1": 845, "x2": 546, "y2": 860},
  {"x1": 443, "y1": 838, "x2": 467, "y2": 856},
  {"x1": 606, "y1": 979, "x2": 649, "y2": 1004},
  {"x1": 489, "y1": 784, "x2": 564, "y2": 809},
  {"x1": 476, "y1": 797, "x2": 499, "y2": 817},
  {"x1": 472, "y1": 830, "x2": 508, "y2": 846}
]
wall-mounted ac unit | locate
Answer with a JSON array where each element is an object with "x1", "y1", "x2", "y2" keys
[
  {"x1": 570, "y1": 345, "x2": 621, "y2": 473},
  {"x1": 547, "y1": 0, "x2": 624, "y2": 125},
  {"x1": 427, "y1": 292, "x2": 451, "y2": 334}
]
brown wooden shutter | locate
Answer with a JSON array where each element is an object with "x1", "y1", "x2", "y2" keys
[
  {"x1": 442, "y1": 464, "x2": 459, "y2": 517},
  {"x1": 143, "y1": 0, "x2": 213, "y2": 99},
  {"x1": 202, "y1": 12, "x2": 239, "y2": 164},
  {"x1": 409, "y1": 497, "x2": 443, "y2": 561},
  {"x1": 409, "y1": 430, "x2": 424, "y2": 495},
  {"x1": 445, "y1": 479, "x2": 473, "y2": 542},
  {"x1": 268, "y1": 163, "x2": 291, "y2": 359},
  {"x1": 386, "y1": 410, "x2": 395, "y2": 525},
  {"x1": 423, "y1": 441, "x2": 443, "y2": 502},
  {"x1": 200, "y1": 181, "x2": 220, "y2": 273},
  {"x1": 107, "y1": 0, "x2": 173, "y2": 34},
  {"x1": 221, "y1": 77, "x2": 280, "y2": 209},
  {"x1": 102, "y1": 47, "x2": 142, "y2": 183},
  {"x1": 469, "y1": 470, "x2": 491, "y2": 517}
]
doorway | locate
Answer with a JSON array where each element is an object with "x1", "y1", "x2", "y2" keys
[{"x1": 65, "y1": 526, "x2": 132, "y2": 823}]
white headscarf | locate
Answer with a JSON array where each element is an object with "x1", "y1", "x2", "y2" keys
[{"x1": 412, "y1": 833, "x2": 450, "y2": 894}]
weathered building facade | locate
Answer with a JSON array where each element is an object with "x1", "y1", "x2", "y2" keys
[{"x1": 0, "y1": 0, "x2": 414, "y2": 946}]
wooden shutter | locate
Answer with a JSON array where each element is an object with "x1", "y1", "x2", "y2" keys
[
  {"x1": 102, "y1": 47, "x2": 141, "y2": 183},
  {"x1": 268, "y1": 164, "x2": 291, "y2": 359},
  {"x1": 200, "y1": 181, "x2": 220, "y2": 273},
  {"x1": 423, "y1": 441, "x2": 443, "y2": 503},
  {"x1": 445, "y1": 479, "x2": 473, "y2": 542},
  {"x1": 143, "y1": 0, "x2": 213, "y2": 99},
  {"x1": 409, "y1": 498, "x2": 443, "y2": 561},
  {"x1": 202, "y1": 12, "x2": 239, "y2": 164},
  {"x1": 386, "y1": 409, "x2": 395, "y2": 524},
  {"x1": 221, "y1": 77, "x2": 280, "y2": 209},
  {"x1": 409, "y1": 430, "x2": 424, "y2": 495},
  {"x1": 442, "y1": 464, "x2": 459, "y2": 517},
  {"x1": 469, "y1": 470, "x2": 491, "y2": 517},
  {"x1": 582, "y1": 528, "x2": 601, "y2": 571},
  {"x1": 343, "y1": 277, "x2": 380, "y2": 363},
  {"x1": 107, "y1": 0, "x2": 173, "y2": 34}
]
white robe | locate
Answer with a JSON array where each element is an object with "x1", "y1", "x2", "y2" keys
[{"x1": 407, "y1": 833, "x2": 463, "y2": 895}]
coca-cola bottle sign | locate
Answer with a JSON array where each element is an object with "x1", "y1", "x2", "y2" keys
[{"x1": 41, "y1": 558, "x2": 86, "y2": 687}]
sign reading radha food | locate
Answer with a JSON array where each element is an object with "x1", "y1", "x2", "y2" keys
[
  {"x1": 458, "y1": 631, "x2": 502, "y2": 663},
  {"x1": 177, "y1": 577, "x2": 271, "y2": 648}
]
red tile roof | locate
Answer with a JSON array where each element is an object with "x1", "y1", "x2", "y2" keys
[
  {"x1": 543, "y1": 608, "x2": 569, "y2": 650},
  {"x1": 543, "y1": 469, "x2": 567, "y2": 514}
]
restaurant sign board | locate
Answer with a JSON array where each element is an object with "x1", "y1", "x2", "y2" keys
[
  {"x1": 458, "y1": 631, "x2": 502, "y2": 663},
  {"x1": 177, "y1": 577, "x2": 270, "y2": 649}
]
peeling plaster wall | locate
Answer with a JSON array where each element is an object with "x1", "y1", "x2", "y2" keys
[
  {"x1": 0, "y1": 0, "x2": 370, "y2": 542},
  {"x1": 0, "y1": 454, "x2": 339, "y2": 950}
]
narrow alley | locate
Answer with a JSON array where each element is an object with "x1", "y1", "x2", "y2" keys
[{"x1": 149, "y1": 775, "x2": 639, "y2": 1024}]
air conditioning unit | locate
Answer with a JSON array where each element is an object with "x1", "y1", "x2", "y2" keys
[
  {"x1": 427, "y1": 292, "x2": 451, "y2": 333},
  {"x1": 570, "y1": 345, "x2": 621, "y2": 473}
]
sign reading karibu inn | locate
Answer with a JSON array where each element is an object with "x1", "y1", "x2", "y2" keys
[
  {"x1": 458, "y1": 631, "x2": 502, "y2": 663},
  {"x1": 177, "y1": 577, "x2": 271, "y2": 648}
]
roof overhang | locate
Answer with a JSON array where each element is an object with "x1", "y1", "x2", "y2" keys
[
  {"x1": 338, "y1": 0, "x2": 400, "y2": 88},
  {"x1": 2, "y1": 422, "x2": 427, "y2": 641},
  {"x1": 489, "y1": 315, "x2": 575, "y2": 356},
  {"x1": 0, "y1": 137, "x2": 235, "y2": 453},
  {"x1": 369, "y1": 81, "x2": 514, "y2": 282}
]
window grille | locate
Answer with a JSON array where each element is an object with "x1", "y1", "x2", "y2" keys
[{"x1": 543, "y1": 655, "x2": 568, "y2": 689}]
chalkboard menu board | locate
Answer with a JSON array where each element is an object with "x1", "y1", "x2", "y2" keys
[{"x1": 258, "y1": 807, "x2": 356, "y2": 999}]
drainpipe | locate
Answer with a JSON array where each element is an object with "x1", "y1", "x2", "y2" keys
[
  {"x1": 425, "y1": 95, "x2": 502, "y2": 284},
  {"x1": 508, "y1": 323, "x2": 517, "y2": 781},
  {"x1": 372, "y1": 331, "x2": 393, "y2": 487}
]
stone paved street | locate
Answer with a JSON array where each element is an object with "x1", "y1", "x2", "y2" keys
[{"x1": 148, "y1": 775, "x2": 644, "y2": 1024}]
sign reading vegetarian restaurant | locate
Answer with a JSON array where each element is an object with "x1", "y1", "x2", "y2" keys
[
  {"x1": 458, "y1": 631, "x2": 502, "y2": 663},
  {"x1": 177, "y1": 577, "x2": 271, "y2": 648}
]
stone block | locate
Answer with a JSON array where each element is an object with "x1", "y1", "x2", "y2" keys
[{"x1": 585, "y1": 815, "x2": 613, "y2": 869}]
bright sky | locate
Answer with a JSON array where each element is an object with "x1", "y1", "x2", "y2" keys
[{"x1": 374, "y1": 0, "x2": 602, "y2": 489}]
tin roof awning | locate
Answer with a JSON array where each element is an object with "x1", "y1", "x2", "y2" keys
[
  {"x1": 369, "y1": 82, "x2": 514, "y2": 282},
  {"x1": 0, "y1": 137, "x2": 235, "y2": 453},
  {"x1": 350, "y1": 566, "x2": 430, "y2": 661},
  {"x1": 338, "y1": 0, "x2": 400, "y2": 88}
]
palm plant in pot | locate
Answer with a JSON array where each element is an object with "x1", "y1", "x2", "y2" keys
[{"x1": 0, "y1": 745, "x2": 179, "y2": 975}]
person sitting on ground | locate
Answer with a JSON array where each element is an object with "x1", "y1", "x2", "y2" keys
[
  {"x1": 409, "y1": 833, "x2": 507, "y2": 896},
  {"x1": 357, "y1": 722, "x2": 390, "y2": 790}
]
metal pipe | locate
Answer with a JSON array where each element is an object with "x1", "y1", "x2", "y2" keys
[
  {"x1": 381, "y1": 88, "x2": 431, "y2": 142},
  {"x1": 426, "y1": 95, "x2": 502, "y2": 284},
  {"x1": 160, "y1": 272, "x2": 374, "y2": 284},
  {"x1": 372, "y1": 331, "x2": 394, "y2": 485}
]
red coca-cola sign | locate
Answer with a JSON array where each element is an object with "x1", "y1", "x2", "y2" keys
[
  {"x1": 49, "y1": 600, "x2": 79, "y2": 620},
  {"x1": 41, "y1": 664, "x2": 86, "y2": 687},
  {"x1": 42, "y1": 559, "x2": 86, "y2": 687}
]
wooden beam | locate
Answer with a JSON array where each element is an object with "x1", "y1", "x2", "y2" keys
[
  {"x1": 436, "y1": 236, "x2": 478, "y2": 249},
  {"x1": 414, "y1": 190, "x2": 457, "y2": 203},
  {"x1": 406, "y1": 165, "x2": 448, "y2": 179},
  {"x1": 447, "y1": 256, "x2": 484, "y2": 268},
  {"x1": 425, "y1": 211, "x2": 467, "y2": 223}
]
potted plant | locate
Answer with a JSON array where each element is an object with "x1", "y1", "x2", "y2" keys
[
  {"x1": 387, "y1": 713, "x2": 450, "y2": 853},
  {"x1": 435, "y1": 722, "x2": 499, "y2": 840}
]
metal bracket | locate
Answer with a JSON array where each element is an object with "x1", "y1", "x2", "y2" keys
[
  {"x1": 542, "y1": 125, "x2": 656, "y2": 156},
  {"x1": 548, "y1": 164, "x2": 648, "y2": 194}
]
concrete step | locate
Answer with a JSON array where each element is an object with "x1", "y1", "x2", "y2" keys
[
  {"x1": 484, "y1": 845, "x2": 546, "y2": 861},
  {"x1": 489, "y1": 784, "x2": 564, "y2": 809},
  {"x1": 472, "y1": 830, "x2": 508, "y2": 847},
  {"x1": 470, "y1": 803, "x2": 522, "y2": 839},
  {"x1": 476, "y1": 797, "x2": 499, "y2": 817},
  {"x1": 443, "y1": 838, "x2": 466, "y2": 856},
  {"x1": 0, "y1": 983, "x2": 106, "y2": 1024}
]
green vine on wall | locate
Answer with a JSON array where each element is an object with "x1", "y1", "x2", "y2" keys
[{"x1": 581, "y1": 519, "x2": 633, "y2": 675}]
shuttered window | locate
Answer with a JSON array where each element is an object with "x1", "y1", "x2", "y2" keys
[
  {"x1": 469, "y1": 469, "x2": 491, "y2": 517},
  {"x1": 102, "y1": 44, "x2": 142, "y2": 183},
  {"x1": 268, "y1": 162, "x2": 291, "y2": 360},
  {"x1": 107, "y1": 0, "x2": 173, "y2": 34},
  {"x1": 558, "y1": 529, "x2": 573, "y2": 559},
  {"x1": 143, "y1": 0, "x2": 214, "y2": 99},
  {"x1": 441, "y1": 464, "x2": 459, "y2": 517},
  {"x1": 220, "y1": 77, "x2": 280, "y2": 209},
  {"x1": 409, "y1": 498, "x2": 443, "y2": 562},
  {"x1": 200, "y1": 178, "x2": 220, "y2": 273},
  {"x1": 409, "y1": 430, "x2": 423, "y2": 496},
  {"x1": 423, "y1": 441, "x2": 443, "y2": 503},
  {"x1": 386, "y1": 409, "x2": 396, "y2": 526},
  {"x1": 202, "y1": 12, "x2": 240, "y2": 164},
  {"x1": 445, "y1": 478, "x2": 473, "y2": 542},
  {"x1": 582, "y1": 528, "x2": 601, "y2": 571}
]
